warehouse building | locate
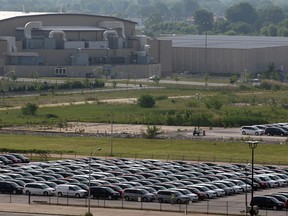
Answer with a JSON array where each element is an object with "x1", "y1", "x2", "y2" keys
[
  {"x1": 157, "y1": 35, "x2": 288, "y2": 78},
  {"x1": 0, "y1": 11, "x2": 163, "y2": 79}
]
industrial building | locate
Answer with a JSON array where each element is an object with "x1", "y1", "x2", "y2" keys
[
  {"x1": 157, "y1": 35, "x2": 288, "y2": 77},
  {"x1": 0, "y1": 11, "x2": 163, "y2": 79}
]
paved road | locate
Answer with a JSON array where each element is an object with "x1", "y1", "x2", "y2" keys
[{"x1": 0, "y1": 186, "x2": 287, "y2": 216}]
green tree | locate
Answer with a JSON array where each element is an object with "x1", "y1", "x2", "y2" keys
[
  {"x1": 228, "y1": 22, "x2": 252, "y2": 35},
  {"x1": 153, "y1": 1, "x2": 170, "y2": 19},
  {"x1": 278, "y1": 27, "x2": 288, "y2": 36},
  {"x1": 224, "y1": 30, "x2": 237, "y2": 36},
  {"x1": 21, "y1": 103, "x2": 38, "y2": 115},
  {"x1": 11, "y1": 73, "x2": 17, "y2": 82},
  {"x1": 138, "y1": 5, "x2": 155, "y2": 17},
  {"x1": 258, "y1": 5, "x2": 285, "y2": 25},
  {"x1": 137, "y1": 94, "x2": 155, "y2": 108},
  {"x1": 144, "y1": 13, "x2": 163, "y2": 36},
  {"x1": 169, "y1": 1, "x2": 185, "y2": 20},
  {"x1": 279, "y1": 19, "x2": 288, "y2": 29},
  {"x1": 267, "y1": 24, "x2": 278, "y2": 36},
  {"x1": 198, "y1": 0, "x2": 225, "y2": 16},
  {"x1": 193, "y1": 9, "x2": 214, "y2": 34},
  {"x1": 230, "y1": 74, "x2": 238, "y2": 84},
  {"x1": 225, "y1": 2, "x2": 258, "y2": 24},
  {"x1": 183, "y1": 0, "x2": 199, "y2": 19},
  {"x1": 83, "y1": 78, "x2": 90, "y2": 88},
  {"x1": 214, "y1": 18, "x2": 230, "y2": 34}
]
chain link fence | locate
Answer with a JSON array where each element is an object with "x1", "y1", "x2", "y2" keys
[{"x1": 1, "y1": 193, "x2": 288, "y2": 216}]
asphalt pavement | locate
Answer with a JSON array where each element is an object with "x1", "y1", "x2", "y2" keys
[{"x1": 0, "y1": 202, "x2": 217, "y2": 216}]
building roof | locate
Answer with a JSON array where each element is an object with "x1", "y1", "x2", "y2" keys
[
  {"x1": 157, "y1": 35, "x2": 288, "y2": 49},
  {"x1": 0, "y1": 11, "x2": 49, "y2": 20},
  {"x1": 16, "y1": 26, "x2": 106, "y2": 32},
  {"x1": 0, "y1": 11, "x2": 137, "y2": 24}
]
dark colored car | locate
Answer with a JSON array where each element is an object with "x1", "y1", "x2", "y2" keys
[
  {"x1": 2, "y1": 155, "x2": 22, "y2": 163},
  {"x1": 265, "y1": 127, "x2": 288, "y2": 136},
  {"x1": 251, "y1": 196, "x2": 285, "y2": 210},
  {"x1": 0, "y1": 181, "x2": 23, "y2": 194},
  {"x1": 265, "y1": 194, "x2": 288, "y2": 208},
  {"x1": 0, "y1": 156, "x2": 13, "y2": 165},
  {"x1": 90, "y1": 186, "x2": 120, "y2": 200},
  {"x1": 237, "y1": 177, "x2": 260, "y2": 191}
]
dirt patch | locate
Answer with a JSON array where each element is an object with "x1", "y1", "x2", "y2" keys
[{"x1": 2, "y1": 122, "x2": 204, "y2": 140}]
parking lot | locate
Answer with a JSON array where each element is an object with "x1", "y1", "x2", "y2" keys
[{"x1": 0, "y1": 154, "x2": 287, "y2": 215}]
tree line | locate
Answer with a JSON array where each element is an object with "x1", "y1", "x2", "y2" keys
[{"x1": 144, "y1": 1, "x2": 288, "y2": 37}]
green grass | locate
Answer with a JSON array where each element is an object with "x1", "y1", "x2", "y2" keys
[
  {"x1": 2, "y1": 88, "x2": 288, "y2": 127},
  {"x1": 1, "y1": 80, "x2": 288, "y2": 165},
  {"x1": 1, "y1": 134, "x2": 288, "y2": 165}
]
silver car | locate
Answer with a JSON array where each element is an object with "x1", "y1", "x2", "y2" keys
[
  {"x1": 241, "y1": 126, "x2": 264, "y2": 135},
  {"x1": 123, "y1": 188, "x2": 155, "y2": 202},
  {"x1": 157, "y1": 190, "x2": 190, "y2": 204}
]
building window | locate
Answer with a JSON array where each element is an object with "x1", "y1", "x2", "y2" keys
[{"x1": 55, "y1": 67, "x2": 67, "y2": 77}]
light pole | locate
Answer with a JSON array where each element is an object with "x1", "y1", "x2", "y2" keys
[
  {"x1": 203, "y1": 22, "x2": 209, "y2": 86},
  {"x1": 243, "y1": 163, "x2": 250, "y2": 214},
  {"x1": 247, "y1": 141, "x2": 258, "y2": 216},
  {"x1": 106, "y1": 48, "x2": 110, "y2": 64},
  {"x1": 110, "y1": 111, "x2": 114, "y2": 156},
  {"x1": 133, "y1": 59, "x2": 136, "y2": 86},
  {"x1": 195, "y1": 93, "x2": 201, "y2": 129},
  {"x1": 87, "y1": 147, "x2": 102, "y2": 215}
]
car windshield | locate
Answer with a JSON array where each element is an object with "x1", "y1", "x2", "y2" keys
[
  {"x1": 181, "y1": 189, "x2": 191, "y2": 195},
  {"x1": 142, "y1": 187, "x2": 156, "y2": 193},
  {"x1": 189, "y1": 187, "x2": 200, "y2": 193},
  {"x1": 271, "y1": 175, "x2": 280, "y2": 180},
  {"x1": 72, "y1": 186, "x2": 81, "y2": 190},
  {"x1": 140, "y1": 189, "x2": 149, "y2": 194},
  {"x1": 41, "y1": 184, "x2": 49, "y2": 189},
  {"x1": 198, "y1": 186, "x2": 209, "y2": 191},
  {"x1": 105, "y1": 187, "x2": 115, "y2": 193},
  {"x1": 208, "y1": 185, "x2": 217, "y2": 189},
  {"x1": 261, "y1": 176, "x2": 271, "y2": 181},
  {"x1": 215, "y1": 183, "x2": 225, "y2": 188},
  {"x1": 173, "y1": 191, "x2": 182, "y2": 196}
]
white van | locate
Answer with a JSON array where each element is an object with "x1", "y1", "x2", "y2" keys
[
  {"x1": 23, "y1": 183, "x2": 55, "y2": 196},
  {"x1": 56, "y1": 184, "x2": 87, "y2": 198}
]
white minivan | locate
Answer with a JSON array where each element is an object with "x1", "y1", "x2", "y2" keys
[
  {"x1": 56, "y1": 184, "x2": 87, "y2": 198},
  {"x1": 23, "y1": 183, "x2": 55, "y2": 196},
  {"x1": 240, "y1": 126, "x2": 264, "y2": 135}
]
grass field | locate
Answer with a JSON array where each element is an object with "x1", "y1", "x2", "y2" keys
[
  {"x1": 1, "y1": 79, "x2": 288, "y2": 165},
  {"x1": 1, "y1": 134, "x2": 287, "y2": 165}
]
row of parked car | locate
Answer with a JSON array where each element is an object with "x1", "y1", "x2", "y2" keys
[
  {"x1": 0, "y1": 155, "x2": 287, "y2": 207},
  {"x1": 252, "y1": 193, "x2": 288, "y2": 210},
  {"x1": 241, "y1": 123, "x2": 288, "y2": 136},
  {"x1": 0, "y1": 153, "x2": 30, "y2": 165}
]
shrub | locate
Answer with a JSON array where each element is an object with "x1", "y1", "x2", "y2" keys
[
  {"x1": 137, "y1": 94, "x2": 155, "y2": 108},
  {"x1": 205, "y1": 98, "x2": 223, "y2": 110},
  {"x1": 142, "y1": 125, "x2": 162, "y2": 139},
  {"x1": 21, "y1": 103, "x2": 38, "y2": 115}
]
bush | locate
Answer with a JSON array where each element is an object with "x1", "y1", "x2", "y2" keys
[
  {"x1": 205, "y1": 98, "x2": 223, "y2": 110},
  {"x1": 21, "y1": 103, "x2": 38, "y2": 115},
  {"x1": 142, "y1": 125, "x2": 162, "y2": 139},
  {"x1": 137, "y1": 94, "x2": 155, "y2": 108}
]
